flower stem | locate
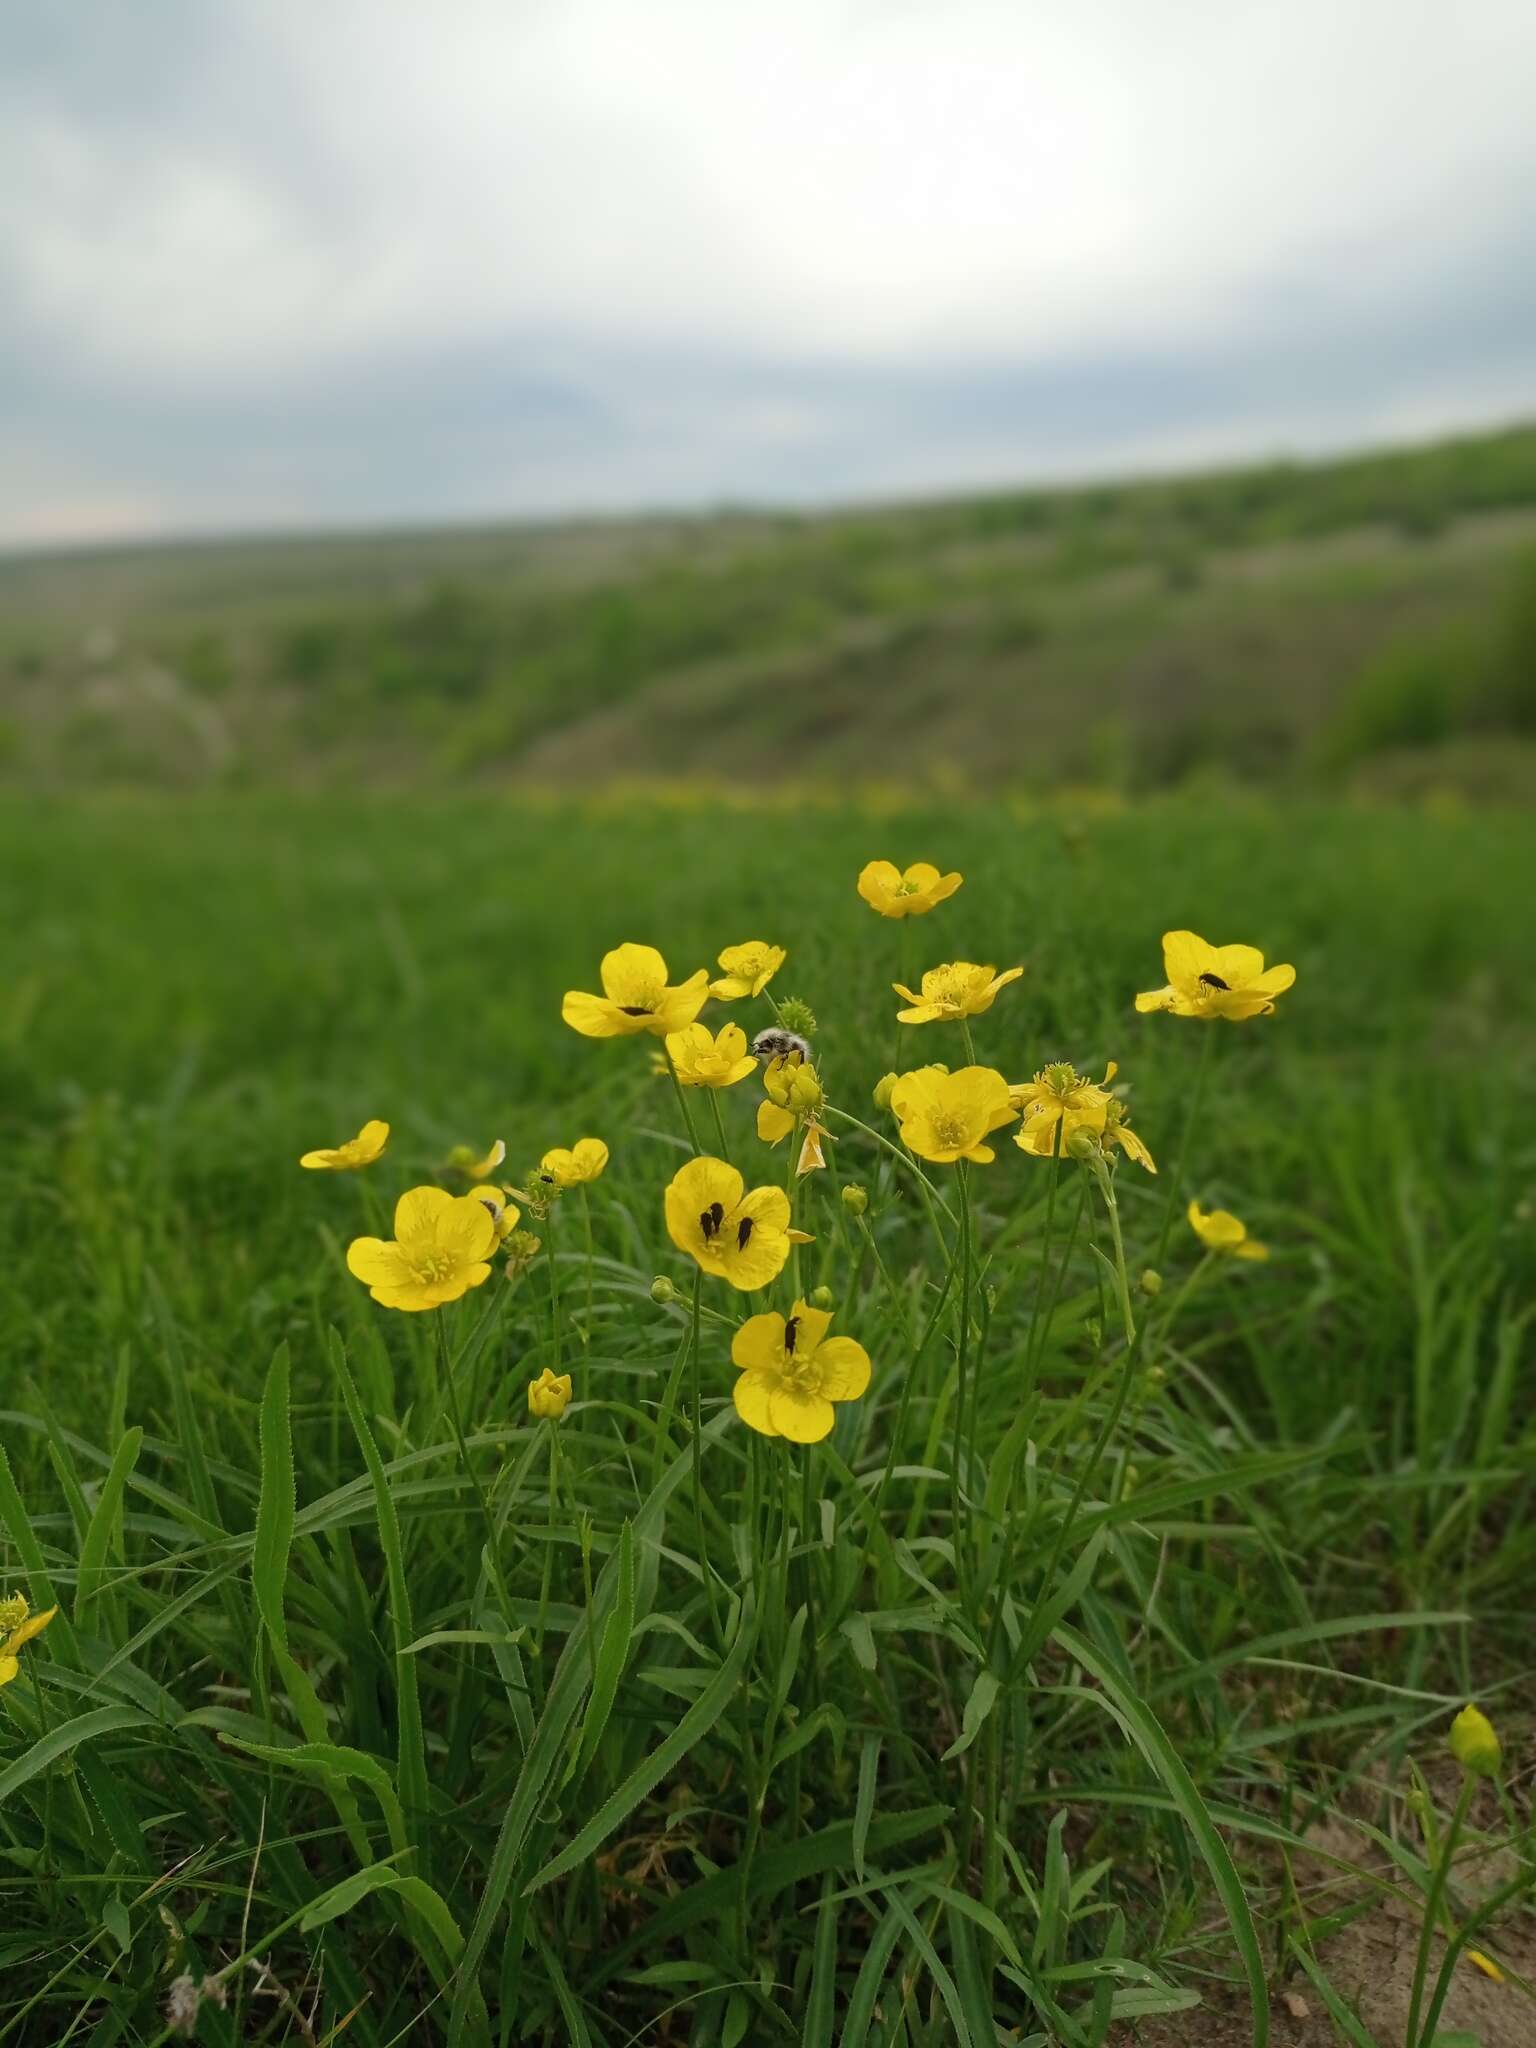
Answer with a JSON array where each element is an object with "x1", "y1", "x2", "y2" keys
[
  {"x1": 688, "y1": 1267, "x2": 722, "y2": 1634},
  {"x1": 533, "y1": 1421, "x2": 560, "y2": 1696},
  {"x1": 667, "y1": 1064, "x2": 703, "y2": 1155},
  {"x1": 546, "y1": 1196, "x2": 563, "y2": 1371},
  {"x1": 1406, "y1": 1774, "x2": 1476, "y2": 2047},
  {"x1": 707, "y1": 1087, "x2": 733, "y2": 1165},
  {"x1": 579, "y1": 1185, "x2": 595, "y2": 1346},
  {"x1": 1153, "y1": 1024, "x2": 1216, "y2": 1268}
]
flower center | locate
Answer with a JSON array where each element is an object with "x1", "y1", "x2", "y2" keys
[
  {"x1": 930, "y1": 1112, "x2": 969, "y2": 1149},
  {"x1": 620, "y1": 982, "x2": 663, "y2": 1015},
  {"x1": 412, "y1": 1249, "x2": 458, "y2": 1284},
  {"x1": 699, "y1": 1201, "x2": 725, "y2": 1242},
  {"x1": 1041, "y1": 1062, "x2": 1080, "y2": 1094},
  {"x1": 783, "y1": 1356, "x2": 821, "y2": 1395},
  {"x1": 897, "y1": 879, "x2": 920, "y2": 896}
]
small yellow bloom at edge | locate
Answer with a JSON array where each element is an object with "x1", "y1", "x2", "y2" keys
[{"x1": 300, "y1": 1119, "x2": 389, "y2": 1171}]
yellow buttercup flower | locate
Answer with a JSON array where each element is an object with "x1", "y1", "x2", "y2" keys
[
  {"x1": 1014, "y1": 1062, "x2": 1114, "y2": 1155},
  {"x1": 470, "y1": 1184, "x2": 522, "y2": 1244},
  {"x1": 0, "y1": 1594, "x2": 59, "y2": 1688},
  {"x1": 894, "y1": 961, "x2": 1023, "y2": 1025},
  {"x1": 710, "y1": 942, "x2": 786, "y2": 1001},
  {"x1": 299, "y1": 1119, "x2": 389, "y2": 1171},
  {"x1": 731, "y1": 1301, "x2": 871, "y2": 1443},
  {"x1": 757, "y1": 1054, "x2": 829, "y2": 1175},
  {"x1": 449, "y1": 1138, "x2": 506, "y2": 1179},
  {"x1": 1448, "y1": 1703, "x2": 1502, "y2": 1778},
  {"x1": 346, "y1": 1187, "x2": 497, "y2": 1311},
  {"x1": 539, "y1": 1138, "x2": 609, "y2": 1187},
  {"x1": 527, "y1": 1368, "x2": 573, "y2": 1420},
  {"x1": 1135, "y1": 931, "x2": 1296, "y2": 1021},
  {"x1": 562, "y1": 944, "x2": 710, "y2": 1039},
  {"x1": 857, "y1": 859, "x2": 964, "y2": 919},
  {"x1": 664, "y1": 1156, "x2": 793, "y2": 1291},
  {"x1": 667, "y1": 1021, "x2": 758, "y2": 1089},
  {"x1": 1188, "y1": 1200, "x2": 1267, "y2": 1259},
  {"x1": 889, "y1": 1065, "x2": 1016, "y2": 1164}
]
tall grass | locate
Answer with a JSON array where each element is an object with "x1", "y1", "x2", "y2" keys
[{"x1": 0, "y1": 794, "x2": 1531, "y2": 2042}]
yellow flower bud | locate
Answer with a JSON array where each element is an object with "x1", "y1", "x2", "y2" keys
[
  {"x1": 650, "y1": 1274, "x2": 677, "y2": 1305},
  {"x1": 841, "y1": 1184, "x2": 868, "y2": 1216},
  {"x1": 527, "y1": 1368, "x2": 572, "y2": 1421},
  {"x1": 1448, "y1": 1704, "x2": 1502, "y2": 1778},
  {"x1": 873, "y1": 1073, "x2": 898, "y2": 1111}
]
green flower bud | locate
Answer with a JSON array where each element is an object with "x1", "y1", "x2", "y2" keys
[
  {"x1": 1065, "y1": 1127, "x2": 1100, "y2": 1162},
  {"x1": 808, "y1": 1284, "x2": 835, "y2": 1311},
  {"x1": 841, "y1": 1183, "x2": 868, "y2": 1216},
  {"x1": 1448, "y1": 1703, "x2": 1502, "y2": 1778},
  {"x1": 649, "y1": 1274, "x2": 677, "y2": 1305},
  {"x1": 873, "y1": 1072, "x2": 898, "y2": 1111},
  {"x1": 1139, "y1": 1268, "x2": 1163, "y2": 1296},
  {"x1": 776, "y1": 996, "x2": 818, "y2": 1038}
]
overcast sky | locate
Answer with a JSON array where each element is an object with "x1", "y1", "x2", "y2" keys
[{"x1": 3, "y1": 1, "x2": 1535, "y2": 548}]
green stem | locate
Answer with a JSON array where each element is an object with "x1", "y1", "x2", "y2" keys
[
  {"x1": 688, "y1": 1268, "x2": 722, "y2": 1633},
  {"x1": 1153, "y1": 1025, "x2": 1216, "y2": 1268},
  {"x1": 579, "y1": 1186, "x2": 595, "y2": 1346},
  {"x1": 533, "y1": 1421, "x2": 561, "y2": 1695},
  {"x1": 707, "y1": 1087, "x2": 733, "y2": 1165},
  {"x1": 953, "y1": 1161, "x2": 975, "y2": 1593},
  {"x1": 437, "y1": 1315, "x2": 514, "y2": 1622},
  {"x1": 546, "y1": 1196, "x2": 563, "y2": 1372},
  {"x1": 823, "y1": 1105, "x2": 958, "y2": 1234},
  {"x1": 667, "y1": 1064, "x2": 704, "y2": 1155},
  {"x1": 1406, "y1": 1774, "x2": 1476, "y2": 2047}
]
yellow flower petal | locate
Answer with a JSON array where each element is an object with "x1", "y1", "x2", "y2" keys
[
  {"x1": 767, "y1": 1387, "x2": 837, "y2": 1443},
  {"x1": 814, "y1": 1337, "x2": 871, "y2": 1401},
  {"x1": 394, "y1": 1184, "x2": 455, "y2": 1245},
  {"x1": 733, "y1": 1369, "x2": 781, "y2": 1436},
  {"x1": 731, "y1": 1312, "x2": 787, "y2": 1372}
]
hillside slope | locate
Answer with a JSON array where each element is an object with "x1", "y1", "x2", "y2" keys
[{"x1": 4, "y1": 422, "x2": 1536, "y2": 793}]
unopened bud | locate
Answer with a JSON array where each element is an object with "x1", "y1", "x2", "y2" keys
[
  {"x1": 527, "y1": 1368, "x2": 572, "y2": 1420},
  {"x1": 1139, "y1": 1268, "x2": 1163, "y2": 1296},
  {"x1": 1448, "y1": 1704, "x2": 1502, "y2": 1779},
  {"x1": 1065, "y1": 1128, "x2": 1099, "y2": 1162},
  {"x1": 873, "y1": 1073, "x2": 898, "y2": 1111},
  {"x1": 650, "y1": 1274, "x2": 677, "y2": 1305},
  {"x1": 502, "y1": 1231, "x2": 542, "y2": 1280},
  {"x1": 841, "y1": 1183, "x2": 868, "y2": 1216},
  {"x1": 776, "y1": 996, "x2": 818, "y2": 1038},
  {"x1": 809, "y1": 1284, "x2": 835, "y2": 1311}
]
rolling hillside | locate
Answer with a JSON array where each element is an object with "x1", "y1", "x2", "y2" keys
[{"x1": 4, "y1": 422, "x2": 1536, "y2": 795}]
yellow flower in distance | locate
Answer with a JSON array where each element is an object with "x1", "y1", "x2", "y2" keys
[
  {"x1": 889, "y1": 1065, "x2": 1016, "y2": 1164},
  {"x1": 448, "y1": 1137, "x2": 506, "y2": 1179},
  {"x1": 527, "y1": 1368, "x2": 573, "y2": 1420},
  {"x1": 894, "y1": 961, "x2": 1023, "y2": 1025},
  {"x1": 470, "y1": 1184, "x2": 522, "y2": 1244},
  {"x1": 346, "y1": 1187, "x2": 497, "y2": 1311},
  {"x1": 1136, "y1": 931, "x2": 1295, "y2": 1021},
  {"x1": 1449, "y1": 1702, "x2": 1502, "y2": 1778},
  {"x1": 857, "y1": 859, "x2": 963, "y2": 919},
  {"x1": 562, "y1": 943, "x2": 710, "y2": 1039},
  {"x1": 1188, "y1": 1201, "x2": 1268, "y2": 1260},
  {"x1": 732, "y1": 1301, "x2": 871, "y2": 1444},
  {"x1": 664, "y1": 1156, "x2": 793, "y2": 1290},
  {"x1": 540, "y1": 1138, "x2": 609, "y2": 1187},
  {"x1": 299, "y1": 1119, "x2": 389, "y2": 1171},
  {"x1": 710, "y1": 941, "x2": 786, "y2": 1000},
  {"x1": 0, "y1": 1594, "x2": 59, "y2": 1688},
  {"x1": 667, "y1": 1021, "x2": 758, "y2": 1089}
]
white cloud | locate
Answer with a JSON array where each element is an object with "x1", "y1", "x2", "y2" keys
[{"x1": 2, "y1": 0, "x2": 1534, "y2": 540}]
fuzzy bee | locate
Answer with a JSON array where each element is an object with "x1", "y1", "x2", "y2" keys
[{"x1": 751, "y1": 1027, "x2": 812, "y2": 1066}]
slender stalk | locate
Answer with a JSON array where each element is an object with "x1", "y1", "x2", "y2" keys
[
  {"x1": 1406, "y1": 1774, "x2": 1476, "y2": 2047},
  {"x1": 579, "y1": 1185, "x2": 595, "y2": 1345},
  {"x1": 532, "y1": 1421, "x2": 561, "y2": 1696},
  {"x1": 1153, "y1": 1025, "x2": 1216, "y2": 1267},
  {"x1": 437, "y1": 1315, "x2": 514, "y2": 1621},
  {"x1": 668, "y1": 1065, "x2": 705, "y2": 1157},
  {"x1": 823, "y1": 1104, "x2": 958, "y2": 1233},
  {"x1": 952, "y1": 1160, "x2": 975, "y2": 1591},
  {"x1": 545, "y1": 1196, "x2": 563, "y2": 1372},
  {"x1": 707, "y1": 1087, "x2": 733, "y2": 1165},
  {"x1": 688, "y1": 1267, "x2": 722, "y2": 1632}
]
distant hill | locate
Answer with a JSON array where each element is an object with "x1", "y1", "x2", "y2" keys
[{"x1": 4, "y1": 421, "x2": 1536, "y2": 797}]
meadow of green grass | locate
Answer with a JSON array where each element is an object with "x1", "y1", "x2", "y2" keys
[{"x1": 1, "y1": 791, "x2": 1532, "y2": 2044}]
